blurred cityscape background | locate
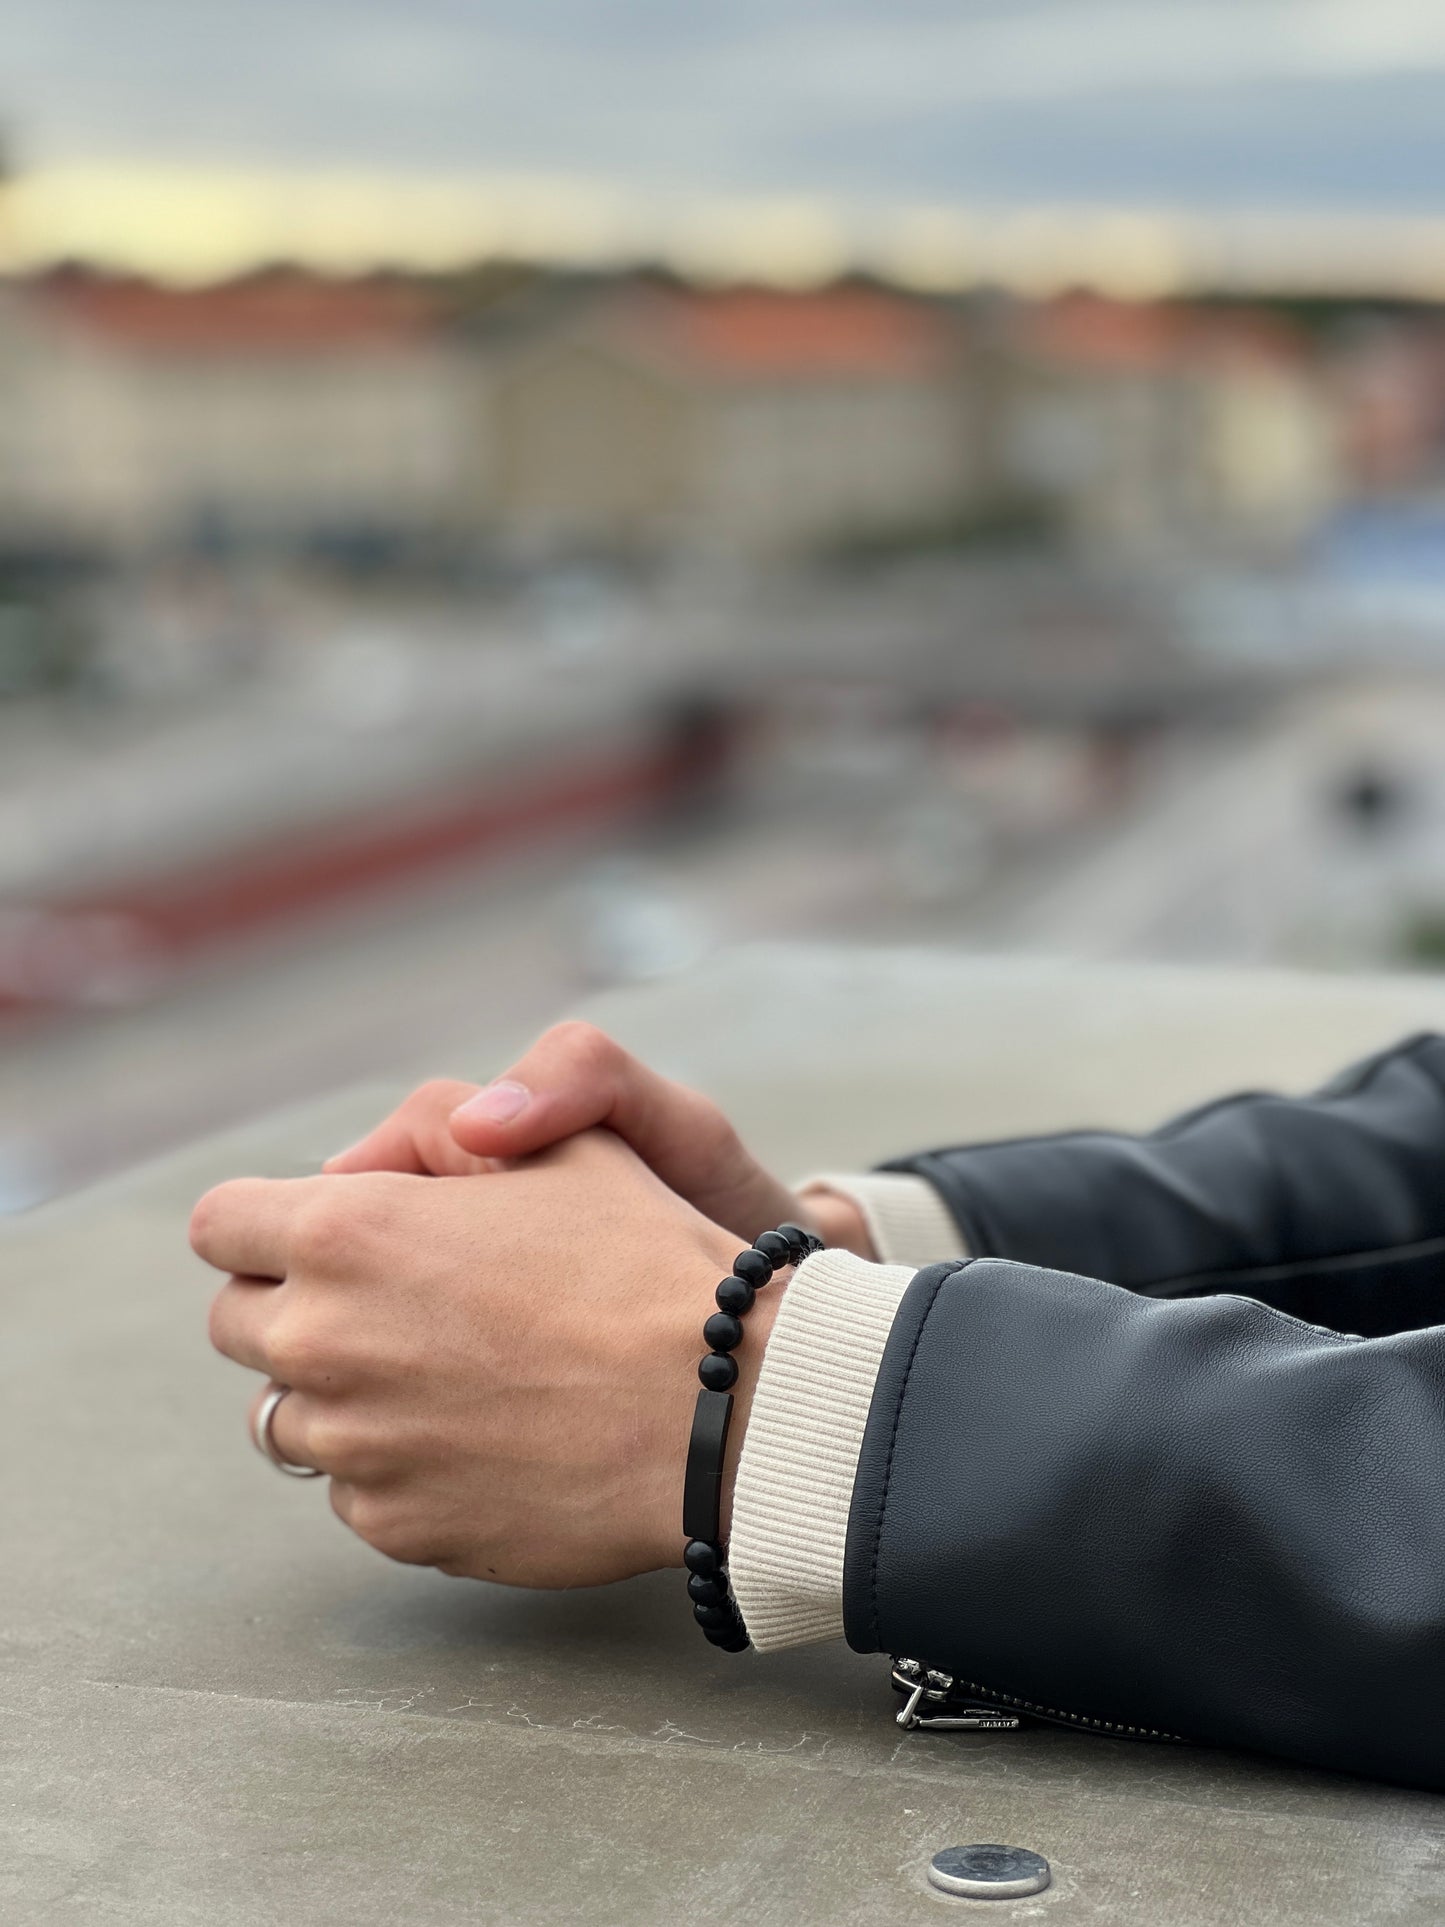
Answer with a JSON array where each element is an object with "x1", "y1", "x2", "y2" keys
[{"x1": 6, "y1": 0, "x2": 1445, "y2": 1211}]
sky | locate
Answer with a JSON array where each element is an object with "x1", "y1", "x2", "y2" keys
[{"x1": 7, "y1": 0, "x2": 1445, "y2": 284}]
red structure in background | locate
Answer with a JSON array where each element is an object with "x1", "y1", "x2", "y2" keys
[{"x1": 0, "y1": 713, "x2": 735, "y2": 1017}]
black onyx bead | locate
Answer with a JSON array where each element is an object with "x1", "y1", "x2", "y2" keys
[
  {"x1": 693, "y1": 1601, "x2": 733, "y2": 1631},
  {"x1": 703, "y1": 1311, "x2": 744, "y2": 1353},
  {"x1": 715, "y1": 1275, "x2": 755, "y2": 1317},
  {"x1": 732, "y1": 1249, "x2": 771, "y2": 1287},
  {"x1": 698, "y1": 1351, "x2": 738, "y2": 1392},
  {"x1": 684, "y1": 1539, "x2": 721, "y2": 1578},
  {"x1": 754, "y1": 1230, "x2": 793, "y2": 1269},
  {"x1": 687, "y1": 1574, "x2": 726, "y2": 1608},
  {"x1": 776, "y1": 1221, "x2": 811, "y2": 1258},
  {"x1": 710, "y1": 1628, "x2": 751, "y2": 1653}
]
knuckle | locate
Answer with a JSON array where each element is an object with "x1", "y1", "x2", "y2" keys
[
  {"x1": 289, "y1": 1191, "x2": 353, "y2": 1270},
  {"x1": 410, "y1": 1078, "x2": 463, "y2": 1114},
  {"x1": 344, "y1": 1493, "x2": 439, "y2": 1567},
  {"x1": 303, "y1": 1415, "x2": 362, "y2": 1479},
  {"x1": 266, "y1": 1310, "x2": 337, "y2": 1388},
  {"x1": 205, "y1": 1289, "x2": 233, "y2": 1357},
  {"x1": 328, "y1": 1478, "x2": 359, "y2": 1528},
  {"x1": 682, "y1": 1084, "x2": 736, "y2": 1147},
  {"x1": 669, "y1": 1081, "x2": 743, "y2": 1171},
  {"x1": 187, "y1": 1196, "x2": 213, "y2": 1258},
  {"x1": 548, "y1": 1019, "x2": 621, "y2": 1079},
  {"x1": 188, "y1": 1182, "x2": 235, "y2": 1258}
]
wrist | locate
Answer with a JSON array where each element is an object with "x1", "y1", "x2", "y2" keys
[
  {"x1": 677, "y1": 1218, "x2": 824, "y2": 1655},
  {"x1": 634, "y1": 1222, "x2": 767, "y2": 1573},
  {"x1": 640, "y1": 1225, "x2": 790, "y2": 1573},
  {"x1": 798, "y1": 1186, "x2": 877, "y2": 1261},
  {"x1": 720, "y1": 1271, "x2": 782, "y2": 1542}
]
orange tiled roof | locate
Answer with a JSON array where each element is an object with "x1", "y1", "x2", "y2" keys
[
  {"x1": 610, "y1": 286, "x2": 958, "y2": 380},
  {"x1": 1026, "y1": 293, "x2": 1307, "y2": 372},
  {"x1": 37, "y1": 271, "x2": 438, "y2": 352}
]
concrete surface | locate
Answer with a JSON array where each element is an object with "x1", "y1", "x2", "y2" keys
[{"x1": 7, "y1": 944, "x2": 1445, "y2": 1924}]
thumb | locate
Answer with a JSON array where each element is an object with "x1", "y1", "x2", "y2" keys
[{"x1": 449, "y1": 1022, "x2": 799, "y2": 1239}]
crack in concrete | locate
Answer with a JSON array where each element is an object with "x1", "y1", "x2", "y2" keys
[
  {"x1": 69, "y1": 1676, "x2": 1445, "y2": 1838},
  {"x1": 330, "y1": 1685, "x2": 438, "y2": 1715}
]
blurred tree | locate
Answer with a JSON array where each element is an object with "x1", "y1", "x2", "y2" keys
[{"x1": 1401, "y1": 910, "x2": 1445, "y2": 970}]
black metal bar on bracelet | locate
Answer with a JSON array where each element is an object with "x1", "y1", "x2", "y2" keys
[{"x1": 682, "y1": 1221, "x2": 823, "y2": 1653}]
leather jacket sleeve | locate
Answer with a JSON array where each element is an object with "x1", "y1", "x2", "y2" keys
[
  {"x1": 879, "y1": 1033, "x2": 1445, "y2": 1337},
  {"x1": 842, "y1": 1253, "x2": 1445, "y2": 1788},
  {"x1": 844, "y1": 1036, "x2": 1445, "y2": 1787}
]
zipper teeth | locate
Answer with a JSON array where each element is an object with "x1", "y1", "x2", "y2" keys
[
  {"x1": 948, "y1": 1673, "x2": 1186, "y2": 1743},
  {"x1": 895, "y1": 1661, "x2": 1186, "y2": 1743}
]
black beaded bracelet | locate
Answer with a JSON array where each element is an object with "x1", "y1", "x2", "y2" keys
[{"x1": 682, "y1": 1221, "x2": 823, "y2": 1653}]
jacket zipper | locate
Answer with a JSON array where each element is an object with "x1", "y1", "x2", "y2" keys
[{"x1": 890, "y1": 1657, "x2": 1187, "y2": 1743}]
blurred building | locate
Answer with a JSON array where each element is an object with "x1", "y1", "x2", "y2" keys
[
  {"x1": 1331, "y1": 315, "x2": 1445, "y2": 494},
  {"x1": 0, "y1": 269, "x2": 1415, "y2": 575},
  {"x1": 0, "y1": 270, "x2": 472, "y2": 558},
  {"x1": 476, "y1": 283, "x2": 977, "y2": 559},
  {"x1": 984, "y1": 295, "x2": 1344, "y2": 558}
]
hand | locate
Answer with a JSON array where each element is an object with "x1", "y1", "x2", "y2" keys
[
  {"x1": 193, "y1": 1131, "x2": 776, "y2": 1588},
  {"x1": 324, "y1": 1021, "x2": 875, "y2": 1255}
]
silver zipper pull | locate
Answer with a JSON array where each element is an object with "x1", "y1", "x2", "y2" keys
[
  {"x1": 896, "y1": 1679, "x2": 929, "y2": 1728},
  {"x1": 910, "y1": 1705, "x2": 1023, "y2": 1732},
  {"x1": 892, "y1": 1658, "x2": 956, "y2": 1728},
  {"x1": 890, "y1": 1658, "x2": 1023, "y2": 1733}
]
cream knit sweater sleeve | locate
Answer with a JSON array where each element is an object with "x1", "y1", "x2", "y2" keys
[
  {"x1": 727, "y1": 1172, "x2": 967, "y2": 1651},
  {"x1": 799, "y1": 1170, "x2": 965, "y2": 1270}
]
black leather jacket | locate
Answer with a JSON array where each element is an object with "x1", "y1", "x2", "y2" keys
[{"x1": 844, "y1": 1033, "x2": 1445, "y2": 1789}]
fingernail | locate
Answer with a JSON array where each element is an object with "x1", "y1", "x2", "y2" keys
[{"x1": 453, "y1": 1080, "x2": 531, "y2": 1125}]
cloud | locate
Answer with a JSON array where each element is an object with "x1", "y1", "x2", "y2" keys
[{"x1": 6, "y1": 0, "x2": 1445, "y2": 213}]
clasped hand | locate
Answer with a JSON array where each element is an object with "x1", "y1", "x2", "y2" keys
[{"x1": 191, "y1": 1025, "x2": 871, "y2": 1587}]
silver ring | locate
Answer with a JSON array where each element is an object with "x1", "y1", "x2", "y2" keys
[{"x1": 253, "y1": 1384, "x2": 323, "y2": 1478}]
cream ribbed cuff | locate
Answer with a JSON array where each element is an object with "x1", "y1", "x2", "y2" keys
[
  {"x1": 728, "y1": 1248, "x2": 916, "y2": 1652},
  {"x1": 798, "y1": 1170, "x2": 966, "y2": 1268}
]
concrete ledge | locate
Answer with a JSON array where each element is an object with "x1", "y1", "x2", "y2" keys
[{"x1": 7, "y1": 945, "x2": 1445, "y2": 1924}]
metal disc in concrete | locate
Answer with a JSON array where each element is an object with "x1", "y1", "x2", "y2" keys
[{"x1": 927, "y1": 1844, "x2": 1052, "y2": 1899}]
